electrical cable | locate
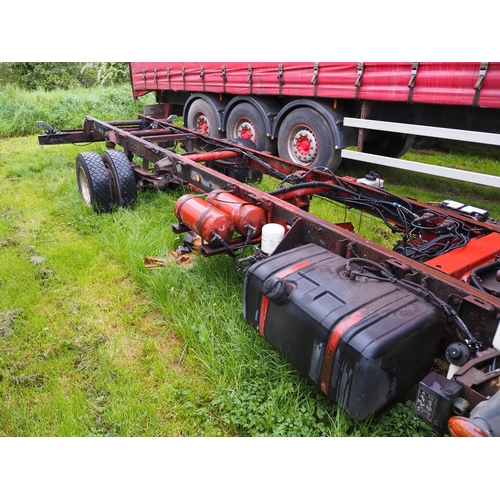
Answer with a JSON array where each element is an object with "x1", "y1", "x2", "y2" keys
[{"x1": 345, "y1": 257, "x2": 482, "y2": 351}]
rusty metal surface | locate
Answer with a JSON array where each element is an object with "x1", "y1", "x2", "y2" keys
[
  {"x1": 38, "y1": 114, "x2": 500, "y2": 361},
  {"x1": 454, "y1": 349, "x2": 500, "y2": 406}
]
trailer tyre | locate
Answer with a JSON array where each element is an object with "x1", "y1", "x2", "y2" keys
[
  {"x1": 76, "y1": 152, "x2": 114, "y2": 213},
  {"x1": 363, "y1": 132, "x2": 415, "y2": 158},
  {"x1": 278, "y1": 108, "x2": 341, "y2": 170},
  {"x1": 226, "y1": 103, "x2": 268, "y2": 151},
  {"x1": 101, "y1": 150, "x2": 137, "y2": 208},
  {"x1": 186, "y1": 99, "x2": 222, "y2": 138}
]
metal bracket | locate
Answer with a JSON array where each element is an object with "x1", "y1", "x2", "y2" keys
[
  {"x1": 408, "y1": 62, "x2": 419, "y2": 103},
  {"x1": 248, "y1": 64, "x2": 253, "y2": 94},
  {"x1": 473, "y1": 62, "x2": 489, "y2": 106},
  {"x1": 36, "y1": 121, "x2": 55, "y2": 135},
  {"x1": 221, "y1": 65, "x2": 227, "y2": 93},
  {"x1": 356, "y1": 100, "x2": 371, "y2": 151},
  {"x1": 200, "y1": 65, "x2": 205, "y2": 92},
  {"x1": 355, "y1": 62, "x2": 364, "y2": 99},
  {"x1": 311, "y1": 62, "x2": 319, "y2": 97},
  {"x1": 277, "y1": 64, "x2": 284, "y2": 96}
]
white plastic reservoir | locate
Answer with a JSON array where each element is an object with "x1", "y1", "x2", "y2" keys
[
  {"x1": 261, "y1": 223, "x2": 285, "y2": 254},
  {"x1": 357, "y1": 175, "x2": 384, "y2": 188},
  {"x1": 493, "y1": 320, "x2": 500, "y2": 351}
]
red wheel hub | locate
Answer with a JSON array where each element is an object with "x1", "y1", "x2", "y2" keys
[
  {"x1": 236, "y1": 119, "x2": 256, "y2": 142},
  {"x1": 240, "y1": 125, "x2": 252, "y2": 140},
  {"x1": 289, "y1": 126, "x2": 317, "y2": 164},
  {"x1": 296, "y1": 135, "x2": 311, "y2": 156},
  {"x1": 196, "y1": 115, "x2": 210, "y2": 135}
]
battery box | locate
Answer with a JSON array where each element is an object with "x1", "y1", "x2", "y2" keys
[
  {"x1": 244, "y1": 244, "x2": 445, "y2": 421},
  {"x1": 438, "y1": 199, "x2": 489, "y2": 222}
]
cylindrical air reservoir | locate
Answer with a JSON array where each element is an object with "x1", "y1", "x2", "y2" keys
[
  {"x1": 174, "y1": 194, "x2": 235, "y2": 245},
  {"x1": 205, "y1": 190, "x2": 266, "y2": 237}
]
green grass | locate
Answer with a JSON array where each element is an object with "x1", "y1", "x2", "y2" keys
[
  {"x1": 0, "y1": 84, "x2": 155, "y2": 137},
  {"x1": 0, "y1": 138, "x2": 222, "y2": 436},
  {"x1": 0, "y1": 134, "x2": 440, "y2": 437},
  {"x1": 3, "y1": 87, "x2": 500, "y2": 437}
]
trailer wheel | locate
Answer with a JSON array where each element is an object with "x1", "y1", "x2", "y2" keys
[
  {"x1": 226, "y1": 103, "x2": 267, "y2": 151},
  {"x1": 101, "y1": 150, "x2": 137, "y2": 208},
  {"x1": 277, "y1": 108, "x2": 341, "y2": 170},
  {"x1": 363, "y1": 132, "x2": 415, "y2": 158},
  {"x1": 186, "y1": 99, "x2": 222, "y2": 138},
  {"x1": 76, "y1": 152, "x2": 113, "y2": 213}
]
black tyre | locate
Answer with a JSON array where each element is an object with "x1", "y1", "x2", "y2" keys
[
  {"x1": 277, "y1": 107, "x2": 341, "y2": 170},
  {"x1": 101, "y1": 150, "x2": 137, "y2": 208},
  {"x1": 363, "y1": 132, "x2": 415, "y2": 158},
  {"x1": 226, "y1": 103, "x2": 268, "y2": 150},
  {"x1": 186, "y1": 99, "x2": 222, "y2": 138},
  {"x1": 76, "y1": 152, "x2": 113, "y2": 213}
]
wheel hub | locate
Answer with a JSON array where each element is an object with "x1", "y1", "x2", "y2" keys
[
  {"x1": 236, "y1": 120, "x2": 256, "y2": 142},
  {"x1": 291, "y1": 128, "x2": 317, "y2": 163},
  {"x1": 195, "y1": 115, "x2": 210, "y2": 135}
]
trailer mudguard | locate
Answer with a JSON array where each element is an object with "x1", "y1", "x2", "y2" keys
[
  {"x1": 183, "y1": 93, "x2": 229, "y2": 136},
  {"x1": 272, "y1": 99, "x2": 357, "y2": 150},
  {"x1": 222, "y1": 96, "x2": 281, "y2": 137}
]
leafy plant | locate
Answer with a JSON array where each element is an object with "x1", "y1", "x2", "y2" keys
[
  {"x1": 0, "y1": 62, "x2": 96, "y2": 90},
  {"x1": 91, "y1": 62, "x2": 130, "y2": 86},
  {"x1": 0, "y1": 62, "x2": 131, "y2": 91}
]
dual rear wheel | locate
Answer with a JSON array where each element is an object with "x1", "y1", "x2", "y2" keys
[{"x1": 76, "y1": 150, "x2": 137, "y2": 213}]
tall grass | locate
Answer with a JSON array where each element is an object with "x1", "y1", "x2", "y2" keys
[
  {"x1": 89, "y1": 179, "x2": 438, "y2": 437},
  {"x1": 0, "y1": 84, "x2": 155, "y2": 138}
]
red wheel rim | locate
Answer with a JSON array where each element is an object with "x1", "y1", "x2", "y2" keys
[
  {"x1": 236, "y1": 118, "x2": 256, "y2": 142},
  {"x1": 195, "y1": 115, "x2": 210, "y2": 135},
  {"x1": 288, "y1": 125, "x2": 317, "y2": 164}
]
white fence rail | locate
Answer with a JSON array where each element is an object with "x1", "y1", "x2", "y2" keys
[{"x1": 342, "y1": 118, "x2": 500, "y2": 188}]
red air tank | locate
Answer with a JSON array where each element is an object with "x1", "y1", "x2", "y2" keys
[
  {"x1": 205, "y1": 190, "x2": 266, "y2": 237},
  {"x1": 174, "y1": 194, "x2": 235, "y2": 245}
]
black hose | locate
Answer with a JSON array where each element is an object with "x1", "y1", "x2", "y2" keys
[
  {"x1": 469, "y1": 260, "x2": 500, "y2": 292},
  {"x1": 345, "y1": 257, "x2": 396, "y2": 281}
]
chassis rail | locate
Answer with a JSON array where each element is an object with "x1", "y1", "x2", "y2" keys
[{"x1": 38, "y1": 114, "x2": 500, "y2": 435}]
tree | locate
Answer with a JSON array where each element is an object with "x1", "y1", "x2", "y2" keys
[
  {"x1": 91, "y1": 62, "x2": 129, "y2": 85},
  {"x1": 0, "y1": 62, "x2": 129, "y2": 90}
]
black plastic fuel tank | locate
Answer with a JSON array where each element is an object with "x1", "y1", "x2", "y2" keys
[{"x1": 244, "y1": 244, "x2": 445, "y2": 421}]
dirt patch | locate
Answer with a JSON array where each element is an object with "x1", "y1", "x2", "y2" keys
[
  {"x1": 0, "y1": 308, "x2": 23, "y2": 337},
  {"x1": 30, "y1": 254, "x2": 46, "y2": 265},
  {"x1": 0, "y1": 238, "x2": 16, "y2": 247},
  {"x1": 10, "y1": 373, "x2": 46, "y2": 388}
]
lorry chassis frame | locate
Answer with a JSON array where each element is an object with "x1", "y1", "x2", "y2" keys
[{"x1": 38, "y1": 114, "x2": 500, "y2": 435}]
